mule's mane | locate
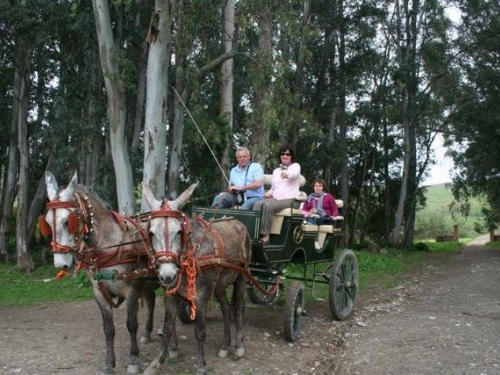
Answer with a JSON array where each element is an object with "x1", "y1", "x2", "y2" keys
[{"x1": 74, "y1": 185, "x2": 113, "y2": 213}]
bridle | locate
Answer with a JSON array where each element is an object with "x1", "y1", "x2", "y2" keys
[
  {"x1": 41, "y1": 190, "x2": 155, "y2": 269},
  {"x1": 148, "y1": 199, "x2": 193, "y2": 266},
  {"x1": 40, "y1": 193, "x2": 92, "y2": 254}
]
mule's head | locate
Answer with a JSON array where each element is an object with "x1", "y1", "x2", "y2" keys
[
  {"x1": 43, "y1": 171, "x2": 79, "y2": 270},
  {"x1": 142, "y1": 182, "x2": 198, "y2": 287}
]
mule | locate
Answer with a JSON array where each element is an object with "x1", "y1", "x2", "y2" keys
[
  {"x1": 142, "y1": 183, "x2": 251, "y2": 375},
  {"x1": 42, "y1": 171, "x2": 159, "y2": 375}
]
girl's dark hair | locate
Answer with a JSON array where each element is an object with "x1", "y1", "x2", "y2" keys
[
  {"x1": 312, "y1": 178, "x2": 327, "y2": 190},
  {"x1": 278, "y1": 145, "x2": 294, "y2": 163}
]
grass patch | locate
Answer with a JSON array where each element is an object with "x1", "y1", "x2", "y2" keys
[
  {"x1": 1, "y1": 240, "x2": 468, "y2": 308},
  {"x1": 0, "y1": 264, "x2": 93, "y2": 307},
  {"x1": 357, "y1": 249, "x2": 425, "y2": 291},
  {"x1": 484, "y1": 241, "x2": 500, "y2": 249}
]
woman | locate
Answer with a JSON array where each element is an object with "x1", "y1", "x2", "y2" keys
[
  {"x1": 302, "y1": 178, "x2": 338, "y2": 225},
  {"x1": 253, "y1": 146, "x2": 301, "y2": 245}
]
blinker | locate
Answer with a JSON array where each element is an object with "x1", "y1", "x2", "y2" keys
[
  {"x1": 39, "y1": 215, "x2": 52, "y2": 237},
  {"x1": 68, "y1": 213, "x2": 80, "y2": 234}
]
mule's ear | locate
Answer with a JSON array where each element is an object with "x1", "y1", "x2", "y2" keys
[
  {"x1": 142, "y1": 182, "x2": 161, "y2": 210},
  {"x1": 45, "y1": 171, "x2": 59, "y2": 201},
  {"x1": 68, "y1": 172, "x2": 78, "y2": 189},
  {"x1": 171, "y1": 182, "x2": 198, "y2": 210},
  {"x1": 59, "y1": 172, "x2": 78, "y2": 201}
]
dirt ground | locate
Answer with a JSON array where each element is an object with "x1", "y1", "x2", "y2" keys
[{"x1": 1, "y1": 235, "x2": 499, "y2": 375}]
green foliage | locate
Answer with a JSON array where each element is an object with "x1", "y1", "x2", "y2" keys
[
  {"x1": 0, "y1": 265, "x2": 93, "y2": 306},
  {"x1": 416, "y1": 183, "x2": 487, "y2": 240},
  {"x1": 444, "y1": 0, "x2": 500, "y2": 219}
]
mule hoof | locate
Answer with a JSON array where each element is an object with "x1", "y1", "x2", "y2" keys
[
  {"x1": 127, "y1": 364, "x2": 141, "y2": 374},
  {"x1": 140, "y1": 335, "x2": 151, "y2": 344},
  {"x1": 218, "y1": 349, "x2": 229, "y2": 358},
  {"x1": 235, "y1": 347, "x2": 245, "y2": 357},
  {"x1": 169, "y1": 349, "x2": 179, "y2": 359},
  {"x1": 101, "y1": 368, "x2": 114, "y2": 375}
]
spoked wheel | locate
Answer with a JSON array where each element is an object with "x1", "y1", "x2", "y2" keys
[
  {"x1": 283, "y1": 281, "x2": 305, "y2": 342},
  {"x1": 329, "y1": 249, "x2": 359, "y2": 320},
  {"x1": 178, "y1": 300, "x2": 195, "y2": 324},
  {"x1": 247, "y1": 275, "x2": 284, "y2": 305}
]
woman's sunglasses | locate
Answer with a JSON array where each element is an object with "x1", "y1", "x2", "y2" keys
[{"x1": 280, "y1": 152, "x2": 291, "y2": 156}]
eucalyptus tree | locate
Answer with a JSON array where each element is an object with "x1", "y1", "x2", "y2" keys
[
  {"x1": 446, "y1": 0, "x2": 500, "y2": 224},
  {"x1": 166, "y1": 1, "x2": 238, "y2": 197},
  {"x1": 140, "y1": 0, "x2": 172, "y2": 210},
  {"x1": 218, "y1": 0, "x2": 236, "y2": 190},
  {"x1": 0, "y1": 0, "x2": 73, "y2": 269},
  {"x1": 92, "y1": 0, "x2": 136, "y2": 214},
  {"x1": 381, "y1": 0, "x2": 456, "y2": 246}
]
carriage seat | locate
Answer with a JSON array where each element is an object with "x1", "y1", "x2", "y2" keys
[
  {"x1": 301, "y1": 199, "x2": 345, "y2": 232},
  {"x1": 263, "y1": 174, "x2": 306, "y2": 235},
  {"x1": 300, "y1": 199, "x2": 344, "y2": 248}
]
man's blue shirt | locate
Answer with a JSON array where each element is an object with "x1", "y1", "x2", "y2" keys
[{"x1": 229, "y1": 162, "x2": 264, "y2": 199}]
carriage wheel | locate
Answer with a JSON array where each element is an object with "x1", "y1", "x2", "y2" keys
[
  {"x1": 247, "y1": 276, "x2": 283, "y2": 305},
  {"x1": 329, "y1": 249, "x2": 359, "y2": 320},
  {"x1": 283, "y1": 281, "x2": 305, "y2": 342},
  {"x1": 178, "y1": 300, "x2": 195, "y2": 324}
]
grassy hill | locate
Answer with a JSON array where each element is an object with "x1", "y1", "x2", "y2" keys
[{"x1": 416, "y1": 183, "x2": 487, "y2": 240}]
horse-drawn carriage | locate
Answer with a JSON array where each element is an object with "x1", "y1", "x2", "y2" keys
[
  {"x1": 42, "y1": 172, "x2": 358, "y2": 375},
  {"x1": 191, "y1": 174, "x2": 359, "y2": 342}
]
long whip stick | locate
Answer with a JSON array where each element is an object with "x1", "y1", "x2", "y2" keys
[{"x1": 172, "y1": 87, "x2": 230, "y2": 184}]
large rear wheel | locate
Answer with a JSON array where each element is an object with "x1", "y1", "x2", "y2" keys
[
  {"x1": 329, "y1": 249, "x2": 359, "y2": 320},
  {"x1": 283, "y1": 281, "x2": 305, "y2": 342}
]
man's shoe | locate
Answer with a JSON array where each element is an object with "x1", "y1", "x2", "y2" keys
[{"x1": 260, "y1": 235, "x2": 270, "y2": 245}]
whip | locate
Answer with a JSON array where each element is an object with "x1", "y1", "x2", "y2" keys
[{"x1": 172, "y1": 87, "x2": 230, "y2": 184}]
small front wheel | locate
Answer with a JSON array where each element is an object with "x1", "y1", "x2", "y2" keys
[
  {"x1": 283, "y1": 281, "x2": 305, "y2": 342},
  {"x1": 247, "y1": 275, "x2": 283, "y2": 305},
  {"x1": 329, "y1": 249, "x2": 359, "y2": 320},
  {"x1": 178, "y1": 300, "x2": 195, "y2": 324}
]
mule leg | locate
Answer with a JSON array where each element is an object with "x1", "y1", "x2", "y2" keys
[
  {"x1": 95, "y1": 292, "x2": 116, "y2": 375},
  {"x1": 140, "y1": 284, "x2": 157, "y2": 344},
  {"x1": 215, "y1": 288, "x2": 232, "y2": 358},
  {"x1": 232, "y1": 274, "x2": 247, "y2": 357},
  {"x1": 125, "y1": 289, "x2": 141, "y2": 374},
  {"x1": 164, "y1": 294, "x2": 179, "y2": 358},
  {"x1": 142, "y1": 294, "x2": 179, "y2": 375},
  {"x1": 194, "y1": 301, "x2": 208, "y2": 375}
]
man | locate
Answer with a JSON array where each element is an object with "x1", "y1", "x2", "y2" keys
[{"x1": 211, "y1": 147, "x2": 265, "y2": 210}]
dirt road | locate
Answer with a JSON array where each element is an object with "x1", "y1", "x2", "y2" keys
[
  {"x1": 1, "y1": 236, "x2": 498, "y2": 374},
  {"x1": 333, "y1": 235, "x2": 500, "y2": 375}
]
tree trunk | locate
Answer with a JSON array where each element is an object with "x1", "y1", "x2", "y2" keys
[
  {"x1": 93, "y1": 0, "x2": 135, "y2": 214},
  {"x1": 219, "y1": 0, "x2": 235, "y2": 189},
  {"x1": 391, "y1": 0, "x2": 420, "y2": 247},
  {"x1": 141, "y1": 0, "x2": 172, "y2": 209},
  {"x1": 168, "y1": 80, "x2": 187, "y2": 199},
  {"x1": 250, "y1": 4, "x2": 273, "y2": 166},
  {"x1": 289, "y1": 0, "x2": 310, "y2": 145},
  {"x1": 15, "y1": 43, "x2": 34, "y2": 272},
  {"x1": 0, "y1": 67, "x2": 21, "y2": 263},
  {"x1": 168, "y1": 1, "x2": 186, "y2": 198},
  {"x1": 27, "y1": 151, "x2": 56, "y2": 255}
]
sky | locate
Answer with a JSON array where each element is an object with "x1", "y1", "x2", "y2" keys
[{"x1": 424, "y1": 134, "x2": 454, "y2": 185}]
